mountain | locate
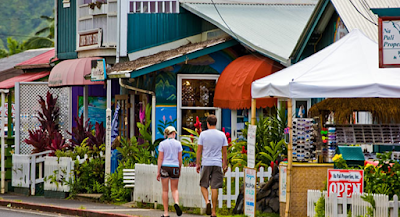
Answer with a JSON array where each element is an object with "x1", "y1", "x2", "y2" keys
[{"x1": 0, "y1": 0, "x2": 53, "y2": 49}]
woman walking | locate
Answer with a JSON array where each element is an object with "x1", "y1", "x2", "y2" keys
[{"x1": 157, "y1": 126, "x2": 183, "y2": 217}]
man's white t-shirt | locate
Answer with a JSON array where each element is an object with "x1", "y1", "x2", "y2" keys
[
  {"x1": 198, "y1": 129, "x2": 228, "y2": 167},
  {"x1": 158, "y1": 138, "x2": 183, "y2": 167}
]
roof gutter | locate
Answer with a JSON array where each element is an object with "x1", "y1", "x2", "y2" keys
[{"x1": 119, "y1": 78, "x2": 156, "y2": 143}]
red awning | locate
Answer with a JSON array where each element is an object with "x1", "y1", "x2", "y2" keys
[
  {"x1": 0, "y1": 71, "x2": 50, "y2": 89},
  {"x1": 214, "y1": 55, "x2": 283, "y2": 109},
  {"x1": 48, "y1": 57, "x2": 104, "y2": 87}
]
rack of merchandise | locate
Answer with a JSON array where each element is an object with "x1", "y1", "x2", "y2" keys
[{"x1": 292, "y1": 118, "x2": 317, "y2": 162}]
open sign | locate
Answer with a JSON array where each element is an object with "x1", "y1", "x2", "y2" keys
[{"x1": 327, "y1": 169, "x2": 363, "y2": 198}]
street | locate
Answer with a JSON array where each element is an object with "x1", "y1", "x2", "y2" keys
[{"x1": 0, "y1": 206, "x2": 74, "y2": 217}]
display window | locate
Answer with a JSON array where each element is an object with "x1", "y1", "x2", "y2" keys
[{"x1": 177, "y1": 74, "x2": 221, "y2": 136}]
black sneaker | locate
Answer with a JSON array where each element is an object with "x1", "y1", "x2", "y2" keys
[
  {"x1": 206, "y1": 203, "x2": 211, "y2": 215},
  {"x1": 174, "y1": 204, "x2": 182, "y2": 216}
]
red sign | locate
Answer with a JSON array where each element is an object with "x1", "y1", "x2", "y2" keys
[{"x1": 327, "y1": 169, "x2": 363, "y2": 198}]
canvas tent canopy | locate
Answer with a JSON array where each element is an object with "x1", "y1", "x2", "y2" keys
[{"x1": 251, "y1": 29, "x2": 400, "y2": 99}]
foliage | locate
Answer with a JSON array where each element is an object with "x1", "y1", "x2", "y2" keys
[
  {"x1": 363, "y1": 152, "x2": 400, "y2": 199},
  {"x1": 87, "y1": 122, "x2": 105, "y2": 148},
  {"x1": 314, "y1": 193, "x2": 325, "y2": 217},
  {"x1": 332, "y1": 154, "x2": 349, "y2": 169},
  {"x1": 25, "y1": 91, "x2": 69, "y2": 154},
  {"x1": 181, "y1": 127, "x2": 199, "y2": 166},
  {"x1": 0, "y1": 0, "x2": 53, "y2": 50},
  {"x1": 228, "y1": 106, "x2": 288, "y2": 170},
  {"x1": 68, "y1": 114, "x2": 93, "y2": 147},
  {"x1": 360, "y1": 194, "x2": 375, "y2": 217}
]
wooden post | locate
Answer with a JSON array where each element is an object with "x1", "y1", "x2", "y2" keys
[
  {"x1": 285, "y1": 98, "x2": 293, "y2": 217},
  {"x1": 251, "y1": 99, "x2": 256, "y2": 125}
]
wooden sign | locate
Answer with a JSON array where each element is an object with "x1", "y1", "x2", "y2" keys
[{"x1": 244, "y1": 167, "x2": 257, "y2": 217}]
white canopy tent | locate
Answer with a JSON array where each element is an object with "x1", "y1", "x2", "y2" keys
[
  {"x1": 252, "y1": 29, "x2": 400, "y2": 99},
  {"x1": 250, "y1": 29, "x2": 400, "y2": 217}
]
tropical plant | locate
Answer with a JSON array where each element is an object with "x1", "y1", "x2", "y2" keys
[
  {"x1": 68, "y1": 114, "x2": 93, "y2": 147},
  {"x1": 259, "y1": 140, "x2": 286, "y2": 165},
  {"x1": 360, "y1": 194, "x2": 375, "y2": 217},
  {"x1": 24, "y1": 15, "x2": 54, "y2": 49},
  {"x1": 87, "y1": 122, "x2": 105, "y2": 148},
  {"x1": 181, "y1": 127, "x2": 199, "y2": 166},
  {"x1": 25, "y1": 91, "x2": 69, "y2": 154}
]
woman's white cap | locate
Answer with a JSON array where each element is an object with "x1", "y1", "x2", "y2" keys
[{"x1": 164, "y1": 126, "x2": 177, "y2": 136}]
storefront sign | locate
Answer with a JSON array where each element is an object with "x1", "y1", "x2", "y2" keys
[
  {"x1": 379, "y1": 18, "x2": 400, "y2": 67},
  {"x1": 91, "y1": 59, "x2": 107, "y2": 81},
  {"x1": 327, "y1": 169, "x2": 363, "y2": 198},
  {"x1": 244, "y1": 167, "x2": 256, "y2": 217},
  {"x1": 279, "y1": 165, "x2": 287, "y2": 202},
  {"x1": 79, "y1": 29, "x2": 102, "y2": 47},
  {"x1": 247, "y1": 125, "x2": 256, "y2": 168}
]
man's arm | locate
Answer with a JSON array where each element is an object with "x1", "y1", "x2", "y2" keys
[
  {"x1": 196, "y1": 145, "x2": 203, "y2": 173},
  {"x1": 222, "y1": 146, "x2": 227, "y2": 173}
]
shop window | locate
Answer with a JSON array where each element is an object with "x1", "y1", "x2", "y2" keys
[{"x1": 177, "y1": 74, "x2": 221, "y2": 136}]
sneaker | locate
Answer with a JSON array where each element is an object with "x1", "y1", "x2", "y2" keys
[
  {"x1": 206, "y1": 203, "x2": 211, "y2": 215},
  {"x1": 174, "y1": 204, "x2": 182, "y2": 216}
]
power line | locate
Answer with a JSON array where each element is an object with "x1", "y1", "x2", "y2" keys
[
  {"x1": 210, "y1": 0, "x2": 240, "y2": 41},
  {"x1": 349, "y1": 0, "x2": 377, "y2": 26}
]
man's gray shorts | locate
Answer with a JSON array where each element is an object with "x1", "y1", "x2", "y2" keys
[{"x1": 200, "y1": 166, "x2": 224, "y2": 189}]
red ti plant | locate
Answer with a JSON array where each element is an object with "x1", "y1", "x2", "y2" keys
[
  {"x1": 194, "y1": 116, "x2": 201, "y2": 134},
  {"x1": 68, "y1": 114, "x2": 93, "y2": 147},
  {"x1": 222, "y1": 127, "x2": 232, "y2": 146},
  {"x1": 24, "y1": 91, "x2": 70, "y2": 155},
  {"x1": 87, "y1": 122, "x2": 105, "y2": 148}
]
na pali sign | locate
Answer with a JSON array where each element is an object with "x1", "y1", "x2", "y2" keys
[{"x1": 327, "y1": 169, "x2": 363, "y2": 198}]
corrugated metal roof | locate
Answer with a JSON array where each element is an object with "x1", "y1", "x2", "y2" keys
[
  {"x1": 15, "y1": 49, "x2": 57, "y2": 69},
  {"x1": 331, "y1": 0, "x2": 400, "y2": 42},
  {"x1": 181, "y1": 3, "x2": 316, "y2": 64},
  {"x1": 0, "y1": 48, "x2": 53, "y2": 72}
]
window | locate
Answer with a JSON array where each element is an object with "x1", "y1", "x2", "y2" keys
[
  {"x1": 177, "y1": 74, "x2": 221, "y2": 136},
  {"x1": 129, "y1": 0, "x2": 179, "y2": 13}
]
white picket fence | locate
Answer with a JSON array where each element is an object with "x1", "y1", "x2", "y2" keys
[
  {"x1": 12, "y1": 150, "x2": 52, "y2": 195},
  {"x1": 13, "y1": 152, "x2": 89, "y2": 194},
  {"x1": 308, "y1": 190, "x2": 400, "y2": 217},
  {"x1": 134, "y1": 164, "x2": 272, "y2": 208}
]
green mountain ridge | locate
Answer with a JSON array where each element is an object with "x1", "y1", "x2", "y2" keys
[{"x1": 0, "y1": 0, "x2": 53, "y2": 49}]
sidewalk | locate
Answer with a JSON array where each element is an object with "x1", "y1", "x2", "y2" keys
[{"x1": 0, "y1": 193, "x2": 204, "y2": 217}]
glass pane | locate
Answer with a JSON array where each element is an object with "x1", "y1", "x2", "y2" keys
[
  {"x1": 181, "y1": 109, "x2": 216, "y2": 135},
  {"x1": 182, "y1": 79, "x2": 216, "y2": 107}
]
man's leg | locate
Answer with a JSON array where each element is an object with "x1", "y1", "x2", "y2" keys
[
  {"x1": 201, "y1": 186, "x2": 210, "y2": 204},
  {"x1": 211, "y1": 188, "x2": 218, "y2": 216}
]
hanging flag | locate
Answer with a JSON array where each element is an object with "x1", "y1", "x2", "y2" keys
[{"x1": 111, "y1": 104, "x2": 120, "y2": 143}]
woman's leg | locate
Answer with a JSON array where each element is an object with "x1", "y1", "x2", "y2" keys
[
  {"x1": 162, "y1": 178, "x2": 170, "y2": 216},
  {"x1": 170, "y1": 178, "x2": 179, "y2": 204}
]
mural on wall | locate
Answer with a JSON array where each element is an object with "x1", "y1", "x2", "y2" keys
[
  {"x1": 156, "y1": 71, "x2": 177, "y2": 105},
  {"x1": 156, "y1": 106, "x2": 177, "y2": 139},
  {"x1": 78, "y1": 96, "x2": 108, "y2": 127}
]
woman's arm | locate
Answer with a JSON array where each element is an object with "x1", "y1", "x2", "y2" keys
[
  {"x1": 178, "y1": 151, "x2": 182, "y2": 170},
  {"x1": 157, "y1": 152, "x2": 164, "y2": 181}
]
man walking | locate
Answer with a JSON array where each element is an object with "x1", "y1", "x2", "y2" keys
[{"x1": 196, "y1": 115, "x2": 228, "y2": 217}]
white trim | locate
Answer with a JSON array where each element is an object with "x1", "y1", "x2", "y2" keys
[{"x1": 177, "y1": 74, "x2": 221, "y2": 137}]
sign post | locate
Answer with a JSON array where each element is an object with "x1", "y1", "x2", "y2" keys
[
  {"x1": 247, "y1": 125, "x2": 256, "y2": 168},
  {"x1": 244, "y1": 167, "x2": 257, "y2": 217},
  {"x1": 327, "y1": 169, "x2": 364, "y2": 198},
  {"x1": 105, "y1": 108, "x2": 112, "y2": 182}
]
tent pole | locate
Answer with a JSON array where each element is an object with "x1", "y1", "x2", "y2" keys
[
  {"x1": 285, "y1": 98, "x2": 293, "y2": 217},
  {"x1": 251, "y1": 99, "x2": 256, "y2": 125}
]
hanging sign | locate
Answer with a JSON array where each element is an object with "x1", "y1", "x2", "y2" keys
[
  {"x1": 244, "y1": 167, "x2": 257, "y2": 217},
  {"x1": 378, "y1": 18, "x2": 400, "y2": 67},
  {"x1": 247, "y1": 125, "x2": 256, "y2": 168},
  {"x1": 91, "y1": 59, "x2": 107, "y2": 81},
  {"x1": 327, "y1": 169, "x2": 363, "y2": 198}
]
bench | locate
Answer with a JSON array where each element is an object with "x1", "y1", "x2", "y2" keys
[
  {"x1": 123, "y1": 169, "x2": 135, "y2": 188},
  {"x1": 123, "y1": 169, "x2": 135, "y2": 201}
]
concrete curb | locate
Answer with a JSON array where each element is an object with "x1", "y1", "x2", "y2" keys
[{"x1": 0, "y1": 200, "x2": 138, "y2": 217}]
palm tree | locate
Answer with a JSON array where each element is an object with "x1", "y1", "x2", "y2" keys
[{"x1": 24, "y1": 15, "x2": 54, "y2": 49}]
